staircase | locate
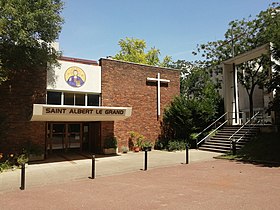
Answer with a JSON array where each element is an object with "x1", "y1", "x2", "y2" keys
[{"x1": 198, "y1": 125, "x2": 260, "y2": 153}]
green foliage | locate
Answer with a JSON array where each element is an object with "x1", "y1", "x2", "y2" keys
[
  {"x1": 162, "y1": 96, "x2": 194, "y2": 141},
  {"x1": 17, "y1": 154, "x2": 28, "y2": 165},
  {"x1": 129, "y1": 131, "x2": 145, "y2": 148},
  {"x1": 161, "y1": 95, "x2": 217, "y2": 145},
  {"x1": 121, "y1": 146, "x2": 129, "y2": 153},
  {"x1": 113, "y1": 37, "x2": 172, "y2": 67},
  {"x1": 193, "y1": 3, "x2": 280, "y2": 117},
  {"x1": 0, "y1": 160, "x2": 12, "y2": 172},
  {"x1": 154, "y1": 140, "x2": 165, "y2": 150},
  {"x1": 160, "y1": 55, "x2": 173, "y2": 68},
  {"x1": 141, "y1": 140, "x2": 153, "y2": 150},
  {"x1": 159, "y1": 69, "x2": 223, "y2": 148},
  {"x1": 181, "y1": 66, "x2": 220, "y2": 100},
  {"x1": 0, "y1": 152, "x2": 18, "y2": 172},
  {"x1": 167, "y1": 61, "x2": 223, "y2": 118},
  {"x1": 0, "y1": 0, "x2": 64, "y2": 82},
  {"x1": 167, "y1": 140, "x2": 186, "y2": 151},
  {"x1": 104, "y1": 136, "x2": 118, "y2": 149},
  {"x1": 166, "y1": 59, "x2": 193, "y2": 75}
]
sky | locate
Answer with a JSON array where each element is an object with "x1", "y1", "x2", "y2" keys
[{"x1": 58, "y1": 0, "x2": 276, "y2": 62}]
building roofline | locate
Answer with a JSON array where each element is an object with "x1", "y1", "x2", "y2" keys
[
  {"x1": 59, "y1": 56, "x2": 98, "y2": 65},
  {"x1": 222, "y1": 43, "x2": 270, "y2": 65},
  {"x1": 99, "y1": 57, "x2": 181, "y2": 72}
]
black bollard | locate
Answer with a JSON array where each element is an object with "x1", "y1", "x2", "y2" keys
[
  {"x1": 231, "y1": 140, "x2": 236, "y2": 155},
  {"x1": 185, "y1": 144, "x2": 189, "y2": 164},
  {"x1": 20, "y1": 163, "x2": 25, "y2": 190},
  {"x1": 144, "y1": 150, "x2": 148, "y2": 171},
  {"x1": 91, "y1": 155, "x2": 95, "y2": 179}
]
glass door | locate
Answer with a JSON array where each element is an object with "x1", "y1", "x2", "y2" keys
[
  {"x1": 48, "y1": 124, "x2": 65, "y2": 151},
  {"x1": 68, "y1": 124, "x2": 82, "y2": 150},
  {"x1": 47, "y1": 123, "x2": 82, "y2": 153}
]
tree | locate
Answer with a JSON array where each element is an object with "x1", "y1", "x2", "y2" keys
[
  {"x1": 167, "y1": 59, "x2": 222, "y2": 114},
  {"x1": 113, "y1": 37, "x2": 172, "y2": 67},
  {"x1": 193, "y1": 3, "x2": 280, "y2": 118},
  {"x1": 166, "y1": 59, "x2": 193, "y2": 75},
  {"x1": 0, "y1": 0, "x2": 64, "y2": 82},
  {"x1": 160, "y1": 62, "x2": 223, "y2": 148},
  {"x1": 262, "y1": 3, "x2": 280, "y2": 116}
]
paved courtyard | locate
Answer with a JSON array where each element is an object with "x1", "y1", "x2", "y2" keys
[
  {"x1": 0, "y1": 150, "x2": 219, "y2": 192},
  {"x1": 0, "y1": 150, "x2": 279, "y2": 209}
]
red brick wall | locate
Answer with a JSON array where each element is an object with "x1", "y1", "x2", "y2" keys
[
  {"x1": 100, "y1": 121, "x2": 114, "y2": 148},
  {"x1": 100, "y1": 59, "x2": 180, "y2": 149},
  {"x1": 0, "y1": 69, "x2": 46, "y2": 154}
]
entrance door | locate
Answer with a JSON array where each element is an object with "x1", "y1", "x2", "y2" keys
[
  {"x1": 47, "y1": 123, "x2": 82, "y2": 153},
  {"x1": 68, "y1": 124, "x2": 82, "y2": 149}
]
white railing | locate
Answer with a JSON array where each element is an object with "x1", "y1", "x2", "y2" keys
[
  {"x1": 228, "y1": 112, "x2": 260, "y2": 143},
  {"x1": 195, "y1": 113, "x2": 228, "y2": 139},
  {"x1": 195, "y1": 111, "x2": 261, "y2": 148},
  {"x1": 196, "y1": 120, "x2": 228, "y2": 147},
  {"x1": 195, "y1": 112, "x2": 230, "y2": 148}
]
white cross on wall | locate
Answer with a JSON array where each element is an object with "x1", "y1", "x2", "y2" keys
[{"x1": 147, "y1": 73, "x2": 170, "y2": 117}]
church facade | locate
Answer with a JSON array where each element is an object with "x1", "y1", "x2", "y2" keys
[{"x1": 0, "y1": 56, "x2": 180, "y2": 157}]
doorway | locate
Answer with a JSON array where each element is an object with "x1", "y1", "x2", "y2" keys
[
  {"x1": 46, "y1": 122, "x2": 101, "y2": 154},
  {"x1": 47, "y1": 123, "x2": 83, "y2": 153}
]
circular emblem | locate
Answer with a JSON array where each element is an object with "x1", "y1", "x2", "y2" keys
[{"x1": 64, "y1": 66, "x2": 86, "y2": 88}]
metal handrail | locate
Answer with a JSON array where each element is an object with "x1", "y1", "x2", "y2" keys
[
  {"x1": 236, "y1": 123, "x2": 259, "y2": 142},
  {"x1": 196, "y1": 120, "x2": 228, "y2": 146},
  {"x1": 195, "y1": 112, "x2": 228, "y2": 140},
  {"x1": 228, "y1": 111, "x2": 260, "y2": 143}
]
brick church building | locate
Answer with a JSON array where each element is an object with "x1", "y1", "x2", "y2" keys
[{"x1": 0, "y1": 56, "x2": 180, "y2": 158}]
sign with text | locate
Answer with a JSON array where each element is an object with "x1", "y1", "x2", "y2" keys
[
  {"x1": 43, "y1": 107, "x2": 126, "y2": 116},
  {"x1": 31, "y1": 104, "x2": 132, "y2": 121}
]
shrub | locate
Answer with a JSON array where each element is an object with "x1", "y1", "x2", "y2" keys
[
  {"x1": 17, "y1": 154, "x2": 29, "y2": 165},
  {"x1": 128, "y1": 131, "x2": 145, "y2": 148},
  {"x1": 154, "y1": 140, "x2": 165, "y2": 150},
  {"x1": 121, "y1": 146, "x2": 129, "y2": 153},
  {"x1": 167, "y1": 140, "x2": 186, "y2": 151},
  {"x1": 0, "y1": 160, "x2": 12, "y2": 172},
  {"x1": 104, "y1": 136, "x2": 118, "y2": 149},
  {"x1": 0, "y1": 153, "x2": 18, "y2": 172}
]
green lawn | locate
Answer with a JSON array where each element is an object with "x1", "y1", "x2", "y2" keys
[{"x1": 218, "y1": 132, "x2": 280, "y2": 164}]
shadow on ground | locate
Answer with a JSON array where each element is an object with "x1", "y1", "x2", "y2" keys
[
  {"x1": 215, "y1": 155, "x2": 280, "y2": 168},
  {"x1": 28, "y1": 151, "x2": 121, "y2": 165}
]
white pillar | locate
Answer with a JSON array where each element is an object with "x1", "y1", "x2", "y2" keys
[
  {"x1": 233, "y1": 64, "x2": 240, "y2": 124},
  {"x1": 223, "y1": 64, "x2": 240, "y2": 125}
]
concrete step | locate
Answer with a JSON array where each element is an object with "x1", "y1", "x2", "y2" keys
[
  {"x1": 200, "y1": 144, "x2": 230, "y2": 150},
  {"x1": 198, "y1": 125, "x2": 260, "y2": 153},
  {"x1": 216, "y1": 130, "x2": 258, "y2": 135},
  {"x1": 204, "y1": 141, "x2": 243, "y2": 147},
  {"x1": 199, "y1": 146, "x2": 229, "y2": 153},
  {"x1": 210, "y1": 136, "x2": 251, "y2": 141}
]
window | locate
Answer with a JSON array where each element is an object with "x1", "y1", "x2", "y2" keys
[
  {"x1": 75, "y1": 93, "x2": 85, "y2": 106},
  {"x1": 64, "y1": 93, "x2": 74, "y2": 105},
  {"x1": 88, "y1": 94, "x2": 99, "y2": 106},
  {"x1": 47, "y1": 91, "x2": 100, "y2": 106},
  {"x1": 47, "y1": 92, "x2": 61, "y2": 105}
]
